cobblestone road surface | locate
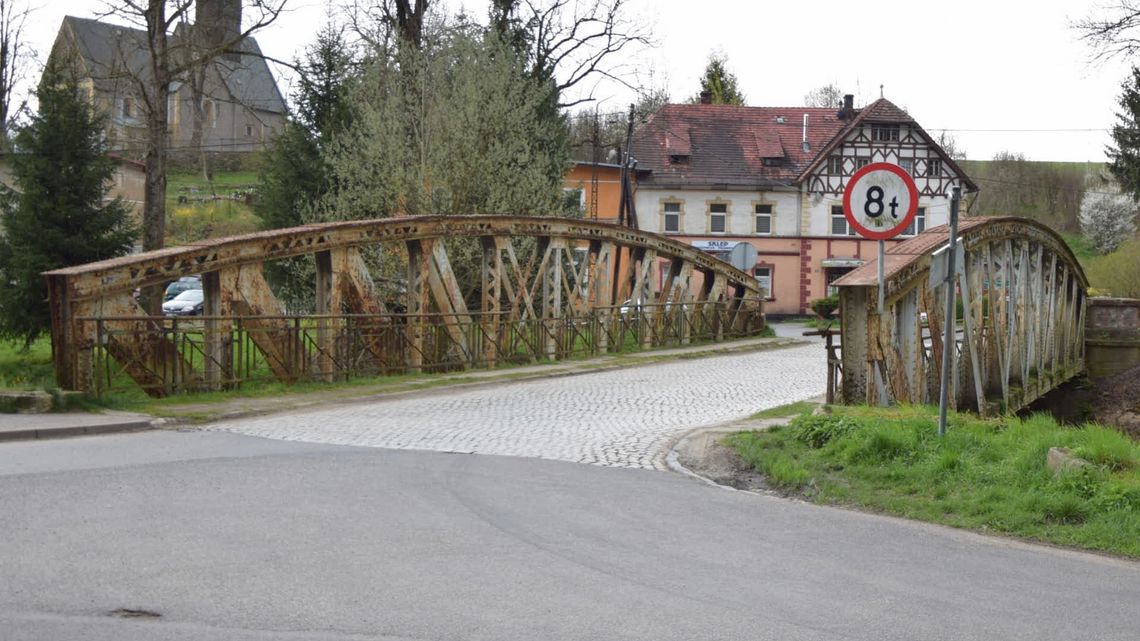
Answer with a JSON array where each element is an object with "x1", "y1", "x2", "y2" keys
[{"x1": 207, "y1": 343, "x2": 825, "y2": 470}]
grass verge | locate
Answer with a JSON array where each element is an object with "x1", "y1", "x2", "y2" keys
[
  {"x1": 728, "y1": 404, "x2": 1140, "y2": 558},
  {"x1": 750, "y1": 401, "x2": 819, "y2": 420},
  {"x1": 0, "y1": 339, "x2": 54, "y2": 390}
]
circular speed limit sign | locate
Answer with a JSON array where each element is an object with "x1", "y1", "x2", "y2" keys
[{"x1": 842, "y1": 162, "x2": 919, "y2": 240}]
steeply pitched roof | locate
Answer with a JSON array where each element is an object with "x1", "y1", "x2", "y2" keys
[
  {"x1": 797, "y1": 98, "x2": 977, "y2": 191},
  {"x1": 59, "y1": 15, "x2": 286, "y2": 115},
  {"x1": 62, "y1": 16, "x2": 152, "y2": 89},
  {"x1": 214, "y1": 37, "x2": 287, "y2": 114},
  {"x1": 631, "y1": 104, "x2": 847, "y2": 188},
  {"x1": 633, "y1": 98, "x2": 977, "y2": 192}
]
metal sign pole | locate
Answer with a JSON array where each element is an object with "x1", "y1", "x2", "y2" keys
[
  {"x1": 877, "y1": 240, "x2": 885, "y2": 314},
  {"x1": 938, "y1": 187, "x2": 962, "y2": 437}
]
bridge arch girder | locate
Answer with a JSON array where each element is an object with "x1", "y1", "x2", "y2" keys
[
  {"x1": 834, "y1": 216, "x2": 1088, "y2": 415},
  {"x1": 44, "y1": 216, "x2": 763, "y2": 395}
]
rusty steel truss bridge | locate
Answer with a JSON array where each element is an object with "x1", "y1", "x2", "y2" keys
[
  {"x1": 45, "y1": 216, "x2": 765, "y2": 397},
  {"x1": 834, "y1": 217, "x2": 1088, "y2": 415}
]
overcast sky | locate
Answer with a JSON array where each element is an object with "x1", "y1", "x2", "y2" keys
[{"x1": 26, "y1": 0, "x2": 1132, "y2": 163}]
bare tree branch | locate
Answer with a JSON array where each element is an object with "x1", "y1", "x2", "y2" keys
[
  {"x1": 516, "y1": 0, "x2": 652, "y2": 107},
  {"x1": 1074, "y1": 1, "x2": 1140, "y2": 63},
  {"x1": 0, "y1": 0, "x2": 35, "y2": 149}
]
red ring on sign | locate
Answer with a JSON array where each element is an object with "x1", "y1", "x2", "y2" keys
[{"x1": 842, "y1": 162, "x2": 920, "y2": 240}]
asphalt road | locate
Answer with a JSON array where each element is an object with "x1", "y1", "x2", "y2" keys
[{"x1": 1, "y1": 431, "x2": 1138, "y2": 641}]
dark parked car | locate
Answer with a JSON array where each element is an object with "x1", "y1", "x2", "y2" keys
[
  {"x1": 164, "y1": 276, "x2": 201, "y2": 302},
  {"x1": 162, "y1": 288, "x2": 204, "y2": 316}
]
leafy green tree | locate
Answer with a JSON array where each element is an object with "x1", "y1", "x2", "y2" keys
[
  {"x1": 1107, "y1": 67, "x2": 1140, "y2": 202},
  {"x1": 0, "y1": 60, "x2": 137, "y2": 348},
  {"x1": 317, "y1": 20, "x2": 570, "y2": 301},
  {"x1": 690, "y1": 52, "x2": 745, "y2": 105},
  {"x1": 319, "y1": 22, "x2": 569, "y2": 221}
]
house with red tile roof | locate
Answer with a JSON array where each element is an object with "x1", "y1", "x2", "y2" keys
[{"x1": 631, "y1": 95, "x2": 977, "y2": 316}]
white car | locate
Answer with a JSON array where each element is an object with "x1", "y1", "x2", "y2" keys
[{"x1": 161, "y1": 289, "x2": 204, "y2": 316}]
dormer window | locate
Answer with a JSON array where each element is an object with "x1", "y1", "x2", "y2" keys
[
  {"x1": 670, "y1": 154, "x2": 690, "y2": 165},
  {"x1": 871, "y1": 124, "x2": 900, "y2": 142},
  {"x1": 762, "y1": 157, "x2": 783, "y2": 167}
]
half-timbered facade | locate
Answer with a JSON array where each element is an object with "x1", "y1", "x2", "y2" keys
[{"x1": 631, "y1": 96, "x2": 977, "y2": 316}]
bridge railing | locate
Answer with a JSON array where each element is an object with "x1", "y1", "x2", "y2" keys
[
  {"x1": 833, "y1": 217, "x2": 1088, "y2": 415},
  {"x1": 79, "y1": 301, "x2": 766, "y2": 396}
]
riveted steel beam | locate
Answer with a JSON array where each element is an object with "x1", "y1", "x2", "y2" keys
[{"x1": 835, "y1": 216, "x2": 1088, "y2": 415}]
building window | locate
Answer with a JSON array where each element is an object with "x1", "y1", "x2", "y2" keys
[
  {"x1": 856, "y1": 157, "x2": 870, "y2": 169},
  {"x1": 872, "y1": 124, "x2": 900, "y2": 141},
  {"x1": 121, "y1": 97, "x2": 132, "y2": 119},
  {"x1": 826, "y1": 156, "x2": 843, "y2": 174},
  {"x1": 245, "y1": 124, "x2": 253, "y2": 137},
  {"x1": 899, "y1": 158, "x2": 914, "y2": 175},
  {"x1": 663, "y1": 201, "x2": 681, "y2": 233},
  {"x1": 826, "y1": 268, "x2": 853, "y2": 296},
  {"x1": 831, "y1": 205, "x2": 855, "y2": 236},
  {"x1": 754, "y1": 266, "x2": 772, "y2": 298},
  {"x1": 708, "y1": 202, "x2": 727, "y2": 233},
  {"x1": 754, "y1": 204, "x2": 772, "y2": 234},
  {"x1": 926, "y1": 158, "x2": 943, "y2": 177},
  {"x1": 902, "y1": 207, "x2": 927, "y2": 236}
]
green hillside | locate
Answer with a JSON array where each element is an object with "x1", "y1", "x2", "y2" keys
[
  {"x1": 959, "y1": 159, "x2": 1106, "y2": 233},
  {"x1": 165, "y1": 171, "x2": 261, "y2": 245}
]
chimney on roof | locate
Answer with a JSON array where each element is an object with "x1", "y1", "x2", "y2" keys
[
  {"x1": 839, "y1": 93, "x2": 855, "y2": 120},
  {"x1": 699, "y1": 90, "x2": 712, "y2": 105},
  {"x1": 196, "y1": 0, "x2": 242, "y2": 62}
]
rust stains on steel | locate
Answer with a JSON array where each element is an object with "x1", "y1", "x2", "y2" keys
[
  {"x1": 45, "y1": 216, "x2": 763, "y2": 396},
  {"x1": 834, "y1": 216, "x2": 1088, "y2": 416},
  {"x1": 46, "y1": 216, "x2": 755, "y2": 301}
]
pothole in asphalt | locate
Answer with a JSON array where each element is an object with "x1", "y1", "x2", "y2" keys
[{"x1": 109, "y1": 608, "x2": 162, "y2": 619}]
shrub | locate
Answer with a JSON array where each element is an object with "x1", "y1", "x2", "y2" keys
[
  {"x1": 793, "y1": 414, "x2": 858, "y2": 448},
  {"x1": 809, "y1": 295, "x2": 839, "y2": 319}
]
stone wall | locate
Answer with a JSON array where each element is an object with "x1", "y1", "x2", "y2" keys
[{"x1": 1085, "y1": 297, "x2": 1140, "y2": 378}]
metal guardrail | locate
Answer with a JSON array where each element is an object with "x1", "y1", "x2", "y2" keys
[{"x1": 80, "y1": 301, "x2": 766, "y2": 397}]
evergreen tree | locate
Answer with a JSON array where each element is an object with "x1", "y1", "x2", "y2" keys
[
  {"x1": 690, "y1": 53, "x2": 745, "y2": 105},
  {"x1": 0, "y1": 59, "x2": 137, "y2": 348},
  {"x1": 1108, "y1": 67, "x2": 1140, "y2": 201},
  {"x1": 255, "y1": 20, "x2": 357, "y2": 232},
  {"x1": 255, "y1": 19, "x2": 358, "y2": 310}
]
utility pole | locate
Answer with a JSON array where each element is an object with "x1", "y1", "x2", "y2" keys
[
  {"x1": 589, "y1": 109, "x2": 600, "y2": 219},
  {"x1": 618, "y1": 103, "x2": 637, "y2": 228},
  {"x1": 938, "y1": 187, "x2": 962, "y2": 437}
]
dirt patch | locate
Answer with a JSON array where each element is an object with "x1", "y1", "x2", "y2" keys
[
  {"x1": 1088, "y1": 365, "x2": 1140, "y2": 439},
  {"x1": 671, "y1": 419, "x2": 795, "y2": 493}
]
